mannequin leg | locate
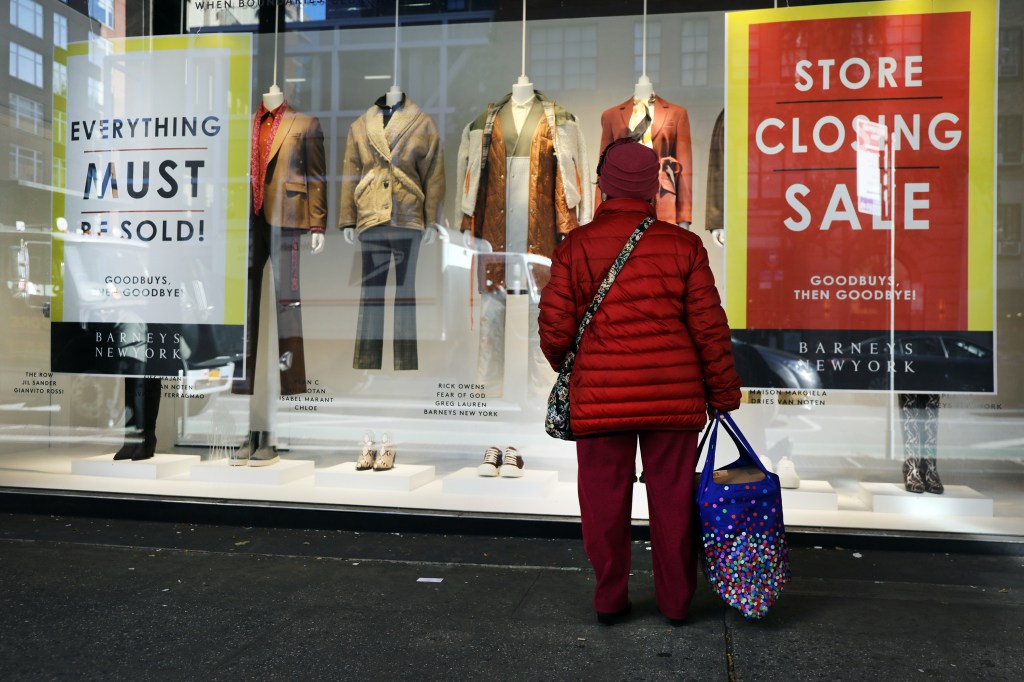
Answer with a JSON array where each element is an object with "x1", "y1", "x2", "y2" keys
[
  {"x1": 918, "y1": 393, "x2": 943, "y2": 494},
  {"x1": 390, "y1": 227, "x2": 421, "y2": 371},
  {"x1": 353, "y1": 227, "x2": 393, "y2": 371},
  {"x1": 273, "y1": 227, "x2": 306, "y2": 395},
  {"x1": 113, "y1": 374, "x2": 145, "y2": 460},
  {"x1": 231, "y1": 257, "x2": 280, "y2": 466},
  {"x1": 233, "y1": 216, "x2": 270, "y2": 396},
  {"x1": 476, "y1": 293, "x2": 505, "y2": 396},
  {"x1": 249, "y1": 253, "x2": 284, "y2": 467},
  {"x1": 138, "y1": 377, "x2": 161, "y2": 460},
  {"x1": 899, "y1": 393, "x2": 925, "y2": 493}
]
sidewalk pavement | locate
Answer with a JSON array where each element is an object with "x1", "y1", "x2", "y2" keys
[{"x1": 0, "y1": 511, "x2": 1021, "y2": 681}]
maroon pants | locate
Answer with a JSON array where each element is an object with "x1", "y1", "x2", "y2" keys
[{"x1": 576, "y1": 430, "x2": 699, "y2": 620}]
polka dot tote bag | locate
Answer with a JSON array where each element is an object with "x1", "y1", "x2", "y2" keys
[{"x1": 696, "y1": 412, "x2": 791, "y2": 620}]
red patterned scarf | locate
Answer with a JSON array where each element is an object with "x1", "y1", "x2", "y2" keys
[{"x1": 251, "y1": 100, "x2": 289, "y2": 215}]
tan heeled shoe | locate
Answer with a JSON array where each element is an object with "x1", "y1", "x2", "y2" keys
[
  {"x1": 356, "y1": 433, "x2": 376, "y2": 470},
  {"x1": 373, "y1": 434, "x2": 396, "y2": 471}
]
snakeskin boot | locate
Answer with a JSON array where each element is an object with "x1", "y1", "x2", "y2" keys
[
  {"x1": 922, "y1": 457, "x2": 944, "y2": 495},
  {"x1": 903, "y1": 457, "x2": 925, "y2": 494}
]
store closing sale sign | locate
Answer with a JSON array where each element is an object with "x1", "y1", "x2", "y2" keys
[
  {"x1": 725, "y1": 0, "x2": 996, "y2": 393},
  {"x1": 51, "y1": 34, "x2": 251, "y2": 377}
]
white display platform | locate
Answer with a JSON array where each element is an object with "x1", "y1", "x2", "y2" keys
[
  {"x1": 781, "y1": 480, "x2": 840, "y2": 511},
  {"x1": 441, "y1": 467, "x2": 557, "y2": 498},
  {"x1": 190, "y1": 458, "x2": 315, "y2": 485},
  {"x1": 858, "y1": 482, "x2": 994, "y2": 517},
  {"x1": 315, "y1": 462, "x2": 435, "y2": 492},
  {"x1": 72, "y1": 454, "x2": 201, "y2": 480}
]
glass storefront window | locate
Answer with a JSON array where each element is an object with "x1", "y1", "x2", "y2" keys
[
  {"x1": 0, "y1": 0, "x2": 1020, "y2": 542},
  {"x1": 10, "y1": 0, "x2": 44, "y2": 38}
]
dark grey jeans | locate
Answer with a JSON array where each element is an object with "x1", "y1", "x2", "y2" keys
[{"x1": 353, "y1": 225, "x2": 421, "y2": 371}]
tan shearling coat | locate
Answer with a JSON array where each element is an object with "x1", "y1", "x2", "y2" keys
[{"x1": 338, "y1": 97, "x2": 445, "y2": 233}]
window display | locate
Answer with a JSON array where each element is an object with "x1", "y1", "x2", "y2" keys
[{"x1": 0, "y1": 0, "x2": 1020, "y2": 542}]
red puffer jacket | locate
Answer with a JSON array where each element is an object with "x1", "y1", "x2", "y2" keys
[{"x1": 538, "y1": 197, "x2": 742, "y2": 436}]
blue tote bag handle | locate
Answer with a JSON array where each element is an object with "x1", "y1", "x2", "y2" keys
[{"x1": 697, "y1": 411, "x2": 774, "y2": 492}]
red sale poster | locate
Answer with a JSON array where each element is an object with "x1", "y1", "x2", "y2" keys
[{"x1": 725, "y1": 0, "x2": 996, "y2": 392}]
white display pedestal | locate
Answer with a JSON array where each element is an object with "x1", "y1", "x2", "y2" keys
[
  {"x1": 442, "y1": 467, "x2": 557, "y2": 498},
  {"x1": 72, "y1": 454, "x2": 200, "y2": 480},
  {"x1": 315, "y1": 462, "x2": 435, "y2": 492},
  {"x1": 858, "y1": 482, "x2": 994, "y2": 517},
  {"x1": 190, "y1": 458, "x2": 315, "y2": 485},
  {"x1": 781, "y1": 480, "x2": 839, "y2": 511}
]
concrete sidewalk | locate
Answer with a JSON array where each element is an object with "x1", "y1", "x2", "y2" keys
[{"x1": 0, "y1": 512, "x2": 1021, "y2": 681}]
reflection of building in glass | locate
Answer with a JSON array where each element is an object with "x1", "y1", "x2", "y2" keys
[{"x1": 2, "y1": 0, "x2": 126, "y2": 232}]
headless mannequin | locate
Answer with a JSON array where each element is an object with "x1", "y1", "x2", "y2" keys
[
  {"x1": 385, "y1": 84, "x2": 403, "y2": 108},
  {"x1": 631, "y1": 76, "x2": 690, "y2": 230},
  {"x1": 240, "y1": 85, "x2": 324, "y2": 462},
  {"x1": 342, "y1": 84, "x2": 438, "y2": 247},
  {"x1": 633, "y1": 75, "x2": 654, "y2": 102},
  {"x1": 263, "y1": 85, "x2": 325, "y2": 255},
  {"x1": 511, "y1": 76, "x2": 535, "y2": 106}
]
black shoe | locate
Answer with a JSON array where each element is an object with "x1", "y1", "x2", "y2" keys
[
  {"x1": 131, "y1": 433, "x2": 157, "y2": 461},
  {"x1": 596, "y1": 601, "x2": 632, "y2": 626},
  {"x1": 113, "y1": 431, "x2": 143, "y2": 461},
  {"x1": 668, "y1": 617, "x2": 688, "y2": 627}
]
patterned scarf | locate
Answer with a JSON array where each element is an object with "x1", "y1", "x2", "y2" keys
[
  {"x1": 629, "y1": 97, "x2": 653, "y2": 147},
  {"x1": 250, "y1": 100, "x2": 289, "y2": 215}
]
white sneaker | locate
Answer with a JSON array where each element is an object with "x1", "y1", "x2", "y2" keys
[
  {"x1": 776, "y1": 456, "x2": 801, "y2": 489},
  {"x1": 477, "y1": 446, "x2": 502, "y2": 477},
  {"x1": 500, "y1": 447, "x2": 524, "y2": 478}
]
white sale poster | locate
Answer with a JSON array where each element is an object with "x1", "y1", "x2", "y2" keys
[{"x1": 51, "y1": 34, "x2": 251, "y2": 377}]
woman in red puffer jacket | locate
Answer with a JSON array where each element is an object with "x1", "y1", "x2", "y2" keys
[{"x1": 539, "y1": 138, "x2": 742, "y2": 626}]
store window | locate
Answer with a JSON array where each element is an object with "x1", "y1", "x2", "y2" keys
[
  {"x1": 52, "y1": 156, "x2": 64, "y2": 187},
  {"x1": 9, "y1": 143, "x2": 41, "y2": 182},
  {"x1": 52, "y1": 60, "x2": 66, "y2": 96},
  {"x1": 529, "y1": 24, "x2": 597, "y2": 91},
  {"x1": 10, "y1": 0, "x2": 43, "y2": 38},
  {"x1": 86, "y1": 75, "x2": 102, "y2": 106},
  {"x1": 997, "y1": 204, "x2": 1022, "y2": 257},
  {"x1": 53, "y1": 12, "x2": 67, "y2": 49},
  {"x1": 0, "y1": 0, "x2": 1020, "y2": 543},
  {"x1": 88, "y1": 0, "x2": 112, "y2": 28},
  {"x1": 87, "y1": 33, "x2": 111, "y2": 65},
  {"x1": 8, "y1": 41, "x2": 43, "y2": 86},
  {"x1": 998, "y1": 115, "x2": 1022, "y2": 165},
  {"x1": 1000, "y1": 27, "x2": 1022, "y2": 79},
  {"x1": 53, "y1": 108, "x2": 65, "y2": 144},
  {"x1": 634, "y1": 20, "x2": 660, "y2": 85},
  {"x1": 680, "y1": 17, "x2": 709, "y2": 87},
  {"x1": 9, "y1": 93, "x2": 43, "y2": 134}
]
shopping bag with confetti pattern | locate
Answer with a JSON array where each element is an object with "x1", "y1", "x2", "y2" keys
[{"x1": 696, "y1": 411, "x2": 791, "y2": 620}]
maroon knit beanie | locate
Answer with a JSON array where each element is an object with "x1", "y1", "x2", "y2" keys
[{"x1": 598, "y1": 139, "x2": 660, "y2": 200}]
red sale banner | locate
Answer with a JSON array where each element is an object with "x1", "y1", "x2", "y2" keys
[{"x1": 725, "y1": 0, "x2": 996, "y2": 393}]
